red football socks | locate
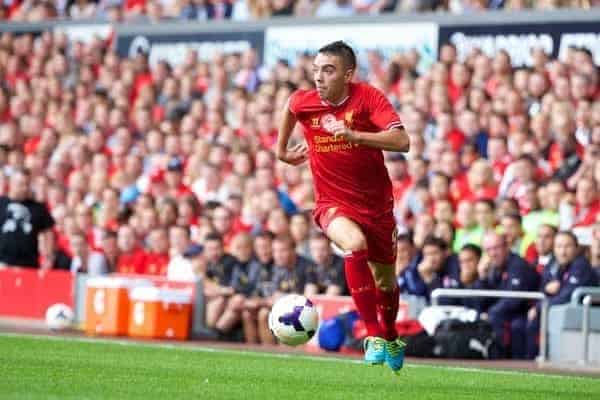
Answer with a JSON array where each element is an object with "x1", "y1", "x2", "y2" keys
[
  {"x1": 376, "y1": 284, "x2": 400, "y2": 341},
  {"x1": 344, "y1": 249, "x2": 381, "y2": 337}
]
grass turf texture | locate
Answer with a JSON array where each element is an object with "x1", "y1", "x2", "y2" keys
[{"x1": 1, "y1": 334, "x2": 598, "y2": 400}]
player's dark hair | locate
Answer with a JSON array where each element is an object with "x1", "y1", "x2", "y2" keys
[
  {"x1": 461, "y1": 244, "x2": 482, "y2": 259},
  {"x1": 318, "y1": 41, "x2": 357, "y2": 71}
]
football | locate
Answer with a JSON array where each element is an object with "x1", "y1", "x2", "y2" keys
[
  {"x1": 268, "y1": 294, "x2": 319, "y2": 346},
  {"x1": 45, "y1": 303, "x2": 74, "y2": 331}
]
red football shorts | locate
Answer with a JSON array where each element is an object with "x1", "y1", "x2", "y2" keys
[{"x1": 313, "y1": 205, "x2": 397, "y2": 265}]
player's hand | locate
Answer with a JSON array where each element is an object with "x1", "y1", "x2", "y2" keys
[
  {"x1": 324, "y1": 120, "x2": 360, "y2": 143},
  {"x1": 544, "y1": 280, "x2": 561, "y2": 295},
  {"x1": 277, "y1": 143, "x2": 308, "y2": 166}
]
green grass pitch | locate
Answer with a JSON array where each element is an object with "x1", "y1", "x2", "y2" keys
[{"x1": 1, "y1": 334, "x2": 598, "y2": 400}]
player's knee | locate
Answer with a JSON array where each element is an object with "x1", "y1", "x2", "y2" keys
[{"x1": 344, "y1": 234, "x2": 367, "y2": 252}]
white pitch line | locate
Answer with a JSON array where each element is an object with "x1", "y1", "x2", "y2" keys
[{"x1": 0, "y1": 332, "x2": 597, "y2": 381}]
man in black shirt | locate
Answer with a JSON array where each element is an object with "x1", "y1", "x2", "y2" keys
[
  {"x1": 0, "y1": 169, "x2": 55, "y2": 268},
  {"x1": 309, "y1": 232, "x2": 347, "y2": 295},
  {"x1": 240, "y1": 231, "x2": 275, "y2": 344},
  {"x1": 257, "y1": 235, "x2": 317, "y2": 345},
  {"x1": 203, "y1": 232, "x2": 238, "y2": 330}
]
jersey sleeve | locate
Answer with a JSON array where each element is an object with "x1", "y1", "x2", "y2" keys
[
  {"x1": 367, "y1": 87, "x2": 403, "y2": 131},
  {"x1": 287, "y1": 90, "x2": 303, "y2": 116}
]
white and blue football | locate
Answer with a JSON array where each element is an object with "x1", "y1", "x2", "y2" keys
[
  {"x1": 45, "y1": 303, "x2": 74, "y2": 331},
  {"x1": 268, "y1": 294, "x2": 319, "y2": 346}
]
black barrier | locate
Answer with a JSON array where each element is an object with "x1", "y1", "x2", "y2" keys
[
  {"x1": 116, "y1": 30, "x2": 265, "y2": 67},
  {"x1": 439, "y1": 21, "x2": 600, "y2": 67}
]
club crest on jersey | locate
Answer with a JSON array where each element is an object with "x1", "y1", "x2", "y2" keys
[
  {"x1": 311, "y1": 118, "x2": 320, "y2": 128},
  {"x1": 345, "y1": 111, "x2": 354, "y2": 127},
  {"x1": 321, "y1": 113, "x2": 337, "y2": 128}
]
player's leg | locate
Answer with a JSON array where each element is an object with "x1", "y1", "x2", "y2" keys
[
  {"x1": 215, "y1": 293, "x2": 245, "y2": 333},
  {"x1": 257, "y1": 306, "x2": 276, "y2": 345},
  {"x1": 365, "y1": 212, "x2": 405, "y2": 373},
  {"x1": 364, "y1": 211, "x2": 401, "y2": 341},
  {"x1": 324, "y1": 210, "x2": 385, "y2": 364},
  {"x1": 325, "y1": 213, "x2": 382, "y2": 338},
  {"x1": 205, "y1": 295, "x2": 227, "y2": 329},
  {"x1": 368, "y1": 260, "x2": 400, "y2": 341}
]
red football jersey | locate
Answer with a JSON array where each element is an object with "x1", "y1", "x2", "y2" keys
[{"x1": 289, "y1": 82, "x2": 403, "y2": 215}]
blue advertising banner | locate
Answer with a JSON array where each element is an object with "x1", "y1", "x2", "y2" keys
[
  {"x1": 116, "y1": 30, "x2": 264, "y2": 67},
  {"x1": 439, "y1": 22, "x2": 600, "y2": 67}
]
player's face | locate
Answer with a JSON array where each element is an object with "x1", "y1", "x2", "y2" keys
[{"x1": 312, "y1": 53, "x2": 353, "y2": 102}]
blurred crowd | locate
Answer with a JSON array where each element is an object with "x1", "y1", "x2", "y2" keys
[
  {"x1": 0, "y1": 30, "x2": 599, "y2": 355},
  {"x1": 1, "y1": 0, "x2": 598, "y2": 22}
]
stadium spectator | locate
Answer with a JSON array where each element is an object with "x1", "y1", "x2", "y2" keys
[
  {"x1": 0, "y1": 169, "x2": 55, "y2": 269},
  {"x1": 240, "y1": 231, "x2": 274, "y2": 344},
  {"x1": 69, "y1": 230, "x2": 109, "y2": 275},
  {"x1": 290, "y1": 212, "x2": 312, "y2": 259},
  {"x1": 399, "y1": 235, "x2": 458, "y2": 301},
  {"x1": 39, "y1": 230, "x2": 72, "y2": 271},
  {"x1": 213, "y1": 232, "x2": 255, "y2": 337},
  {"x1": 479, "y1": 232, "x2": 540, "y2": 358},
  {"x1": 256, "y1": 235, "x2": 317, "y2": 344},
  {"x1": 531, "y1": 224, "x2": 557, "y2": 274},
  {"x1": 438, "y1": 243, "x2": 490, "y2": 312},
  {"x1": 515, "y1": 232, "x2": 599, "y2": 359},
  {"x1": 203, "y1": 232, "x2": 238, "y2": 330},
  {"x1": 116, "y1": 225, "x2": 146, "y2": 274},
  {"x1": 395, "y1": 232, "x2": 416, "y2": 278},
  {"x1": 309, "y1": 232, "x2": 346, "y2": 295},
  {"x1": 166, "y1": 225, "x2": 196, "y2": 281}
]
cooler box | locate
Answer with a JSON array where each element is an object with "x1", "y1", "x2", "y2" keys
[
  {"x1": 85, "y1": 277, "x2": 151, "y2": 336},
  {"x1": 128, "y1": 287, "x2": 192, "y2": 340}
]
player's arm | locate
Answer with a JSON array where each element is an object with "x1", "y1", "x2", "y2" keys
[
  {"x1": 276, "y1": 98, "x2": 308, "y2": 166},
  {"x1": 354, "y1": 127, "x2": 410, "y2": 152},
  {"x1": 326, "y1": 122, "x2": 409, "y2": 152}
]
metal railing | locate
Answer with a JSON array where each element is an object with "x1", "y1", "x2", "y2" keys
[{"x1": 431, "y1": 288, "x2": 548, "y2": 362}]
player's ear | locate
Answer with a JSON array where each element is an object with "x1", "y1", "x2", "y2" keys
[{"x1": 344, "y1": 68, "x2": 354, "y2": 83}]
